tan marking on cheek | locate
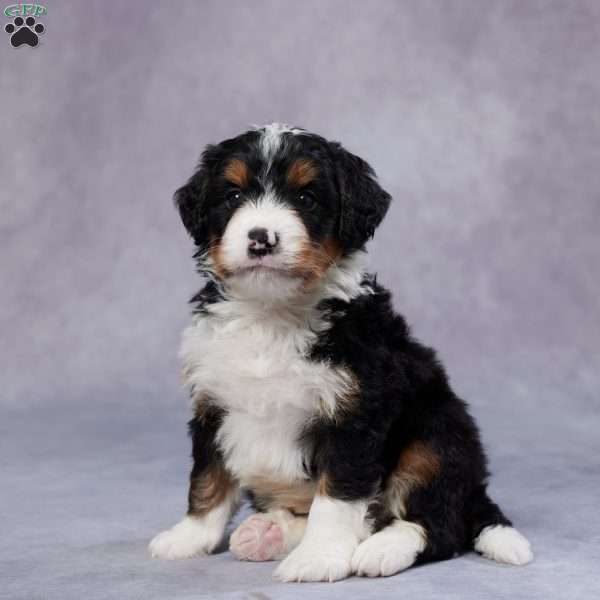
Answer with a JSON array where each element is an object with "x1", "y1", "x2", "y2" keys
[
  {"x1": 208, "y1": 237, "x2": 231, "y2": 279},
  {"x1": 223, "y1": 158, "x2": 251, "y2": 188},
  {"x1": 384, "y1": 441, "x2": 441, "y2": 519},
  {"x1": 287, "y1": 159, "x2": 318, "y2": 187},
  {"x1": 247, "y1": 476, "x2": 317, "y2": 516},
  {"x1": 188, "y1": 462, "x2": 235, "y2": 517},
  {"x1": 321, "y1": 237, "x2": 343, "y2": 263},
  {"x1": 316, "y1": 474, "x2": 331, "y2": 497},
  {"x1": 292, "y1": 236, "x2": 343, "y2": 285}
]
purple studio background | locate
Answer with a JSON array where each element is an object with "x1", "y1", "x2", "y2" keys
[{"x1": 2, "y1": 2, "x2": 599, "y2": 599}]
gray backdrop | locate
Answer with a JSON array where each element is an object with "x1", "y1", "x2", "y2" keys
[{"x1": 2, "y1": 1, "x2": 599, "y2": 599}]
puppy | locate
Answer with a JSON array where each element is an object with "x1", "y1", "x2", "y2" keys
[{"x1": 149, "y1": 123, "x2": 532, "y2": 582}]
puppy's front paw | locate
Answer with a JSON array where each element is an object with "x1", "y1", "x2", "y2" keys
[
  {"x1": 274, "y1": 541, "x2": 353, "y2": 583},
  {"x1": 149, "y1": 516, "x2": 218, "y2": 560},
  {"x1": 351, "y1": 528, "x2": 418, "y2": 577}
]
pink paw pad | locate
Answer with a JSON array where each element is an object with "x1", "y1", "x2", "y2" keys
[{"x1": 229, "y1": 515, "x2": 285, "y2": 561}]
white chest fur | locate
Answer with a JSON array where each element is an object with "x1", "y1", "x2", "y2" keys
[{"x1": 179, "y1": 299, "x2": 354, "y2": 483}]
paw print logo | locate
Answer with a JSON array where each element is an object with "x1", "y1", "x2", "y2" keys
[{"x1": 4, "y1": 16, "x2": 45, "y2": 47}]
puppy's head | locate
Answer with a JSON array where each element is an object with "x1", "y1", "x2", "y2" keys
[{"x1": 176, "y1": 123, "x2": 390, "y2": 300}]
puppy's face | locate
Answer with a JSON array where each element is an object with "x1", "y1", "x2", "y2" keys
[{"x1": 176, "y1": 124, "x2": 390, "y2": 300}]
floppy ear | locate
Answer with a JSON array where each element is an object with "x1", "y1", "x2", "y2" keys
[
  {"x1": 330, "y1": 143, "x2": 391, "y2": 251},
  {"x1": 174, "y1": 146, "x2": 218, "y2": 248}
]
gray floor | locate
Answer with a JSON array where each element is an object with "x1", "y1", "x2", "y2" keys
[
  {"x1": 3, "y1": 1, "x2": 600, "y2": 598},
  {"x1": 2, "y1": 396, "x2": 598, "y2": 600}
]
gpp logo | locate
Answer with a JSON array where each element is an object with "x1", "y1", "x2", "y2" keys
[{"x1": 4, "y1": 3, "x2": 46, "y2": 47}]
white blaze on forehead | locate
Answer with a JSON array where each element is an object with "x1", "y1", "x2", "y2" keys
[{"x1": 259, "y1": 122, "x2": 302, "y2": 163}]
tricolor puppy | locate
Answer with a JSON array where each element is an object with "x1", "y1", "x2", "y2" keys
[{"x1": 149, "y1": 123, "x2": 532, "y2": 582}]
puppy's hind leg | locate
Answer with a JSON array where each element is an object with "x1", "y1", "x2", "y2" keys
[
  {"x1": 470, "y1": 487, "x2": 533, "y2": 566},
  {"x1": 230, "y1": 509, "x2": 307, "y2": 561}
]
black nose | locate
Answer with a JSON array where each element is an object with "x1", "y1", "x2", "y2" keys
[
  {"x1": 248, "y1": 227, "x2": 269, "y2": 244},
  {"x1": 248, "y1": 227, "x2": 279, "y2": 257}
]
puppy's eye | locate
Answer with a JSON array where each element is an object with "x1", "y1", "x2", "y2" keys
[
  {"x1": 224, "y1": 189, "x2": 242, "y2": 209},
  {"x1": 298, "y1": 191, "x2": 317, "y2": 209}
]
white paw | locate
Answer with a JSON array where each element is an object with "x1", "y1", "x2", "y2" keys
[
  {"x1": 274, "y1": 541, "x2": 353, "y2": 583},
  {"x1": 230, "y1": 514, "x2": 285, "y2": 562},
  {"x1": 351, "y1": 521, "x2": 425, "y2": 577},
  {"x1": 149, "y1": 516, "x2": 220, "y2": 560},
  {"x1": 474, "y1": 525, "x2": 533, "y2": 566}
]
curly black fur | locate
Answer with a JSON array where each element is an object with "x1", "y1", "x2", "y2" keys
[
  {"x1": 173, "y1": 124, "x2": 520, "y2": 571},
  {"x1": 304, "y1": 280, "x2": 511, "y2": 562}
]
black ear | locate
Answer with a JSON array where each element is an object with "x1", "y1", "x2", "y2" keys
[
  {"x1": 174, "y1": 146, "x2": 218, "y2": 247},
  {"x1": 330, "y1": 143, "x2": 391, "y2": 251}
]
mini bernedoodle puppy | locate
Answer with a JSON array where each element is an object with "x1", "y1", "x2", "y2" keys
[{"x1": 149, "y1": 123, "x2": 533, "y2": 582}]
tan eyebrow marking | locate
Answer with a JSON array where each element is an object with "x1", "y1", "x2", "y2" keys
[
  {"x1": 223, "y1": 158, "x2": 251, "y2": 188},
  {"x1": 287, "y1": 158, "x2": 319, "y2": 187}
]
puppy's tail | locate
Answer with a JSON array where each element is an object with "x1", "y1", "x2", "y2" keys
[{"x1": 468, "y1": 486, "x2": 533, "y2": 566}]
